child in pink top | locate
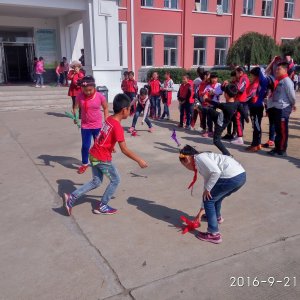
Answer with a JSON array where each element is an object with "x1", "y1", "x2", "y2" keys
[
  {"x1": 73, "y1": 76, "x2": 109, "y2": 174},
  {"x1": 35, "y1": 57, "x2": 46, "y2": 88},
  {"x1": 56, "y1": 62, "x2": 65, "y2": 86}
]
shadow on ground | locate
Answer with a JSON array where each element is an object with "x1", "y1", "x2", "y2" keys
[
  {"x1": 37, "y1": 155, "x2": 81, "y2": 170},
  {"x1": 127, "y1": 197, "x2": 198, "y2": 235}
]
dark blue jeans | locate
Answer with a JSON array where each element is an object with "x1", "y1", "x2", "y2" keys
[
  {"x1": 180, "y1": 102, "x2": 193, "y2": 127},
  {"x1": 204, "y1": 172, "x2": 246, "y2": 233},
  {"x1": 132, "y1": 104, "x2": 152, "y2": 128},
  {"x1": 81, "y1": 128, "x2": 101, "y2": 165},
  {"x1": 161, "y1": 103, "x2": 170, "y2": 119},
  {"x1": 150, "y1": 96, "x2": 161, "y2": 118}
]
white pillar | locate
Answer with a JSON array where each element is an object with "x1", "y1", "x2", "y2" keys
[{"x1": 82, "y1": 0, "x2": 122, "y2": 102}]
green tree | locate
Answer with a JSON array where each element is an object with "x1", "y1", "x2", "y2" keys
[
  {"x1": 281, "y1": 38, "x2": 300, "y2": 63},
  {"x1": 226, "y1": 32, "x2": 279, "y2": 70}
]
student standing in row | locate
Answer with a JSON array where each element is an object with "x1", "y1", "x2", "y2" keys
[
  {"x1": 231, "y1": 67, "x2": 250, "y2": 145},
  {"x1": 268, "y1": 62, "x2": 296, "y2": 157},
  {"x1": 160, "y1": 72, "x2": 174, "y2": 120},
  {"x1": 149, "y1": 72, "x2": 161, "y2": 119}
]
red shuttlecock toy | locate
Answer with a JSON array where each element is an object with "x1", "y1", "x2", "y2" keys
[
  {"x1": 131, "y1": 130, "x2": 138, "y2": 137},
  {"x1": 180, "y1": 216, "x2": 200, "y2": 234}
]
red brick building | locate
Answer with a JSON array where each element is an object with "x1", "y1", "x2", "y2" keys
[{"x1": 117, "y1": 0, "x2": 300, "y2": 78}]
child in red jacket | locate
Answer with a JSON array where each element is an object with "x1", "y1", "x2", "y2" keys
[
  {"x1": 125, "y1": 71, "x2": 138, "y2": 115},
  {"x1": 178, "y1": 74, "x2": 193, "y2": 129},
  {"x1": 121, "y1": 71, "x2": 129, "y2": 93},
  {"x1": 149, "y1": 72, "x2": 162, "y2": 119}
]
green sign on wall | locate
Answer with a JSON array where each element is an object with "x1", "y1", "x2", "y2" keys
[{"x1": 35, "y1": 29, "x2": 57, "y2": 68}]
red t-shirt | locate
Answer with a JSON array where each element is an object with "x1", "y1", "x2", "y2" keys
[{"x1": 89, "y1": 116, "x2": 125, "y2": 162}]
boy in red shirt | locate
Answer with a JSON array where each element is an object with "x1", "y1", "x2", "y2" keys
[
  {"x1": 121, "y1": 71, "x2": 129, "y2": 93},
  {"x1": 63, "y1": 94, "x2": 148, "y2": 216},
  {"x1": 148, "y1": 72, "x2": 162, "y2": 119},
  {"x1": 126, "y1": 71, "x2": 138, "y2": 115},
  {"x1": 178, "y1": 74, "x2": 193, "y2": 129},
  {"x1": 232, "y1": 67, "x2": 250, "y2": 145}
]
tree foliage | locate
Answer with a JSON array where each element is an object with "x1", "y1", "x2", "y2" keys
[
  {"x1": 226, "y1": 32, "x2": 279, "y2": 69},
  {"x1": 280, "y1": 37, "x2": 300, "y2": 63}
]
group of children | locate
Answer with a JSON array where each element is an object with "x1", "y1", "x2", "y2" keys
[
  {"x1": 121, "y1": 71, "x2": 174, "y2": 133},
  {"x1": 62, "y1": 54, "x2": 296, "y2": 245}
]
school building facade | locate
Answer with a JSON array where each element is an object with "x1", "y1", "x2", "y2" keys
[{"x1": 1, "y1": 0, "x2": 300, "y2": 96}]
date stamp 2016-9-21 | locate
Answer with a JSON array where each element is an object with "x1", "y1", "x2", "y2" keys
[{"x1": 230, "y1": 276, "x2": 297, "y2": 287}]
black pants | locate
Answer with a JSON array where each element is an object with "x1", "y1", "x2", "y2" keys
[
  {"x1": 250, "y1": 106, "x2": 264, "y2": 146},
  {"x1": 272, "y1": 106, "x2": 292, "y2": 152},
  {"x1": 213, "y1": 124, "x2": 231, "y2": 156}
]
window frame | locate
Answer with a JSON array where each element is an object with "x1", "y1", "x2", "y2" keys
[
  {"x1": 261, "y1": 0, "x2": 273, "y2": 16},
  {"x1": 193, "y1": 36, "x2": 207, "y2": 66},
  {"x1": 217, "y1": 0, "x2": 230, "y2": 13},
  {"x1": 243, "y1": 0, "x2": 255, "y2": 15},
  {"x1": 141, "y1": 34, "x2": 154, "y2": 67},
  {"x1": 141, "y1": 0, "x2": 154, "y2": 7},
  {"x1": 194, "y1": 0, "x2": 208, "y2": 12},
  {"x1": 163, "y1": 35, "x2": 178, "y2": 67},
  {"x1": 214, "y1": 37, "x2": 228, "y2": 66},
  {"x1": 284, "y1": 0, "x2": 295, "y2": 19},
  {"x1": 164, "y1": 0, "x2": 178, "y2": 9}
]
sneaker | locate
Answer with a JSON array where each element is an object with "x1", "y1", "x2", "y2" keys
[
  {"x1": 200, "y1": 129, "x2": 206, "y2": 135},
  {"x1": 63, "y1": 193, "x2": 72, "y2": 216},
  {"x1": 277, "y1": 150, "x2": 287, "y2": 157},
  {"x1": 262, "y1": 140, "x2": 275, "y2": 148},
  {"x1": 202, "y1": 132, "x2": 209, "y2": 138},
  {"x1": 41, "y1": 85, "x2": 46, "y2": 88},
  {"x1": 148, "y1": 127, "x2": 154, "y2": 133},
  {"x1": 77, "y1": 165, "x2": 89, "y2": 174},
  {"x1": 93, "y1": 203, "x2": 117, "y2": 215},
  {"x1": 217, "y1": 216, "x2": 224, "y2": 224},
  {"x1": 178, "y1": 124, "x2": 183, "y2": 128},
  {"x1": 196, "y1": 232, "x2": 222, "y2": 244},
  {"x1": 208, "y1": 131, "x2": 214, "y2": 138},
  {"x1": 222, "y1": 134, "x2": 233, "y2": 140},
  {"x1": 35, "y1": 85, "x2": 40, "y2": 88},
  {"x1": 231, "y1": 137, "x2": 244, "y2": 145},
  {"x1": 185, "y1": 126, "x2": 192, "y2": 130},
  {"x1": 267, "y1": 149, "x2": 278, "y2": 156},
  {"x1": 245, "y1": 145, "x2": 262, "y2": 152},
  {"x1": 128, "y1": 127, "x2": 135, "y2": 133}
]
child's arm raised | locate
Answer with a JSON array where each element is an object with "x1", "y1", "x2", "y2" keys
[{"x1": 118, "y1": 141, "x2": 148, "y2": 168}]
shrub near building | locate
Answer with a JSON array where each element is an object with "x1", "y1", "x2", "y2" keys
[{"x1": 146, "y1": 68, "x2": 232, "y2": 84}]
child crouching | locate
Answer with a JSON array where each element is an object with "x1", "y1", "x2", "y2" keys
[
  {"x1": 128, "y1": 88, "x2": 153, "y2": 133},
  {"x1": 179, "y1": 145, "x2": 246, "y2": 244}
]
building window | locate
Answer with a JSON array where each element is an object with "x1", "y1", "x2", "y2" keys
[
  {"x1": 141, "y1": 34, "x2": 153, "y2": 66},
  {"x1": 164, "y1": 0, "x2": 178, "y2": 9},
  {"x1": 117, "y1": 0, "x2": 123, "y2": 6},
  {"x1": 141, "y1": 0, "x2": 153, "y2": 7},
  {"x1": 284, "y1": 0, "x2": 294, "y2": 18},
  {"x1": 164, "y1": 36, "x2": 177, "y2": 66},
  {"x1": 193, "y1": 36, "x2": 206, "y2": 66},
  {"x1": 195, "y1": 0, "x2": 208, "y2": 12},
  {"x1": 215, "y1": 37, "x2": 228, "y2": 65},
  {"x1": 261, "y1": 0, "x2": 273, "y2": 16},
  {"x1": 217, "y1": 0, "x2": 229, "y2": 13},
  {"x1": 243, "y1": 0, "x2": 255, "y2": 15}
]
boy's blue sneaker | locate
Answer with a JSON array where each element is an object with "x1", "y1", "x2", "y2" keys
[{"x1": 93, "y1": 203, "x2": 117, "y2": 215}]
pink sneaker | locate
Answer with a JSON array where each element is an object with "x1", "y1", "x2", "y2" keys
[
  {"x1": 128, "y1": 127, "x2": 135, "y2": 133},
  {"x1": 148, "y1": 127, "x2": 154, "y2": 133},
  {"x1": 202, "y1": 132, "x2": 209, "y2": 138},
  {"x1": 196, "y1": 232, "x2": 222, "y2": 244},
  {"x1": 208, "y1": 131, "x2": 214, "y2": 138}
]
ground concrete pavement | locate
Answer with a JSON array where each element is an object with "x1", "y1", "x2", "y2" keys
[{"x1": 0, "y1": 101, "x2": 300, "y2": 300}]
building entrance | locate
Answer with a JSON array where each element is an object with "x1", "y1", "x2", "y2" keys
[{"x1": 0, "y1": 27, "x2": 35, "y2": 83}]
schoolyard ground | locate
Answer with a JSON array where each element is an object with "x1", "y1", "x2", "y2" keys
[{"x1": 0, "y1": 100, "x2": 299, "y2": 300}]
